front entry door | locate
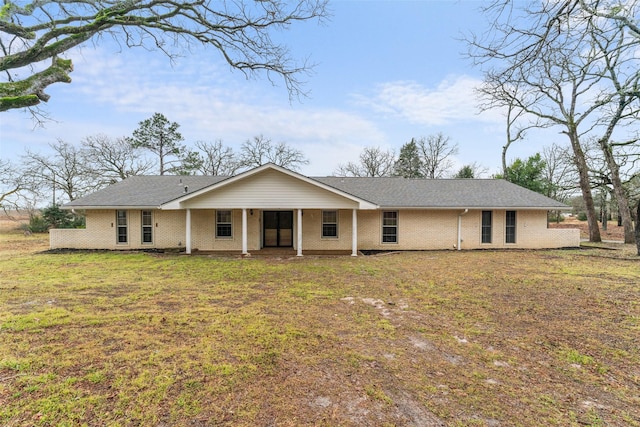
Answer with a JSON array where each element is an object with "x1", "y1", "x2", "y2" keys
[{"x1": 263, "y1": 211, "x2": 293, "y2": 247}]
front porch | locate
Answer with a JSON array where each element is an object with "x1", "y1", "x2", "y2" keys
[{"x1": 183, "y1": 208, "x2": 360, "y2": 257}]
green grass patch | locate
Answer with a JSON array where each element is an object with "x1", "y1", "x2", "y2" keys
[{"x1": 561, "y1": 348, "x2": 595, "y2": 366}]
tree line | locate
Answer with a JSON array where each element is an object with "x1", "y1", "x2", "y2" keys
[
  {"x1": 334, "y1": 134, "x2": 571, "y2": 202},
  {"x1": 2, "y1": 112, "x2": 633, "y2": 226},
  {"x1": 1, "y1": 113, "x2": 310, "y2": 210},
  {"x1": 0, "y1": 114, "x2": 548, "y2": 214},
  {"x1": 334, "y1": 133, "x2": 475, "y2": 179}
]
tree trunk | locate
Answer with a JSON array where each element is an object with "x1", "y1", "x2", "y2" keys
[
  {"x1": 599, "y1": 141, "x2": 635, "y2": 243},
  {"x1": 501, "y1": 143, "x2": 509, "y2": 180},
  {"x1": 636, "y1": 200, "x2": 640, "y2": 256},
  {"x1": 567, "y1": 129, "x2": 601, "y2": 242},
  {"x1": 159, "y1": 134, "x2": 165, "y2": 176}
]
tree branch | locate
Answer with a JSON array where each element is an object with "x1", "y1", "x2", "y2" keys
[
  {"x1": 0, "y1": 57, "x2": 73, "y2": 111},
  {"x1": 0, "y1": 0, "x2": 328, "y2": 111}
]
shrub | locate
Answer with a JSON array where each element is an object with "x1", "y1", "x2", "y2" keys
[
  {"x1": 25, "y1": 206, "x2": 86, "y2": 231},
  {"x1": 577, "y1": 212, "x2": 587, "y2": 221},
  {"x1": 27, "y1": 214, "x2": 49, "y2": 233},
  {"x1": 42, "y1": 205, "x2": 85, "y2": 229}
]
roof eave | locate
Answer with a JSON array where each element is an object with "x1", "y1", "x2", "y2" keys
[
  {"x1": 378, "y1": 206, "x2": 571, "y2": 210},
  {"x1": 62, "y1": 205, "x2": 160, "y2": 210}
]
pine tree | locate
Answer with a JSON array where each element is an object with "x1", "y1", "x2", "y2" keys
[
  {"x1": 393, "y1": 139, "x2": 423, "y2": 178},
  {"x1": 129, "y1": 113, "x2": 184, "y2": 175}
]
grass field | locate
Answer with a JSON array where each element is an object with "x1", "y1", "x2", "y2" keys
[{"x1": 0, "y1": 231, "x2": 638, "y2": 426}]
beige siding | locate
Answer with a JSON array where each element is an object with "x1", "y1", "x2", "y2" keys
[{"x1": 181, "y1": 169, "x2": 360, "y2": 209}]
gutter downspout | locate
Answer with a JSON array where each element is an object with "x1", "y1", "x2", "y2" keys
[{"x1": 457, "y1": 209, "x2": 469, "y2": 251}]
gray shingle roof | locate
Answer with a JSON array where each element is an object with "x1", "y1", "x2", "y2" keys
[
  {"x1": 65, "y1": 175, "x2": 225, "y2": 208},
  {"x1": 65, "y1": 172, "x2": 568, "y2": 210},
  {"x1": 314, "y1": 177, "x2": 568, "y2": 209}
]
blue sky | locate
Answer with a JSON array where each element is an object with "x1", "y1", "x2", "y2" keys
[{"x1": 1, "y1": 1, "x2": 553, "y2": 177}]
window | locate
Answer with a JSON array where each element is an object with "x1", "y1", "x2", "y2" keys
[
  {"x1": 141, "y1": 210, "x2": 153, "y2": 244},
  {"x1": 216, "y1": 210, "x2": 232, "y2": 238},
  {"x1": 506, "y1": 211, "x2": 516, "y2": 243},
  {"x1": 116, "y1": 210, "x2": 128, "y2": 244},
  {"x1": 382, "y1": 211, "x2": 398, "y2": 243},
  {"x1": 322, "y1": 210, "x2": 338, "y2": 238},
  {"x1": 481, "y1": 210, "x2": 492, "y2": 244}
]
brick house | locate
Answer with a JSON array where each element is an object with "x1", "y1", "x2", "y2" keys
[{"x1": 51, "y1": 163, "x2": 579, "y2": 255}]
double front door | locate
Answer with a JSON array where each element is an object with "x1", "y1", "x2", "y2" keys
[{"x1": 263, "y1": 211, "x2": 293, "y2": 247}]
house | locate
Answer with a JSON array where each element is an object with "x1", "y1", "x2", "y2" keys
[{"x1": 51, "y1": 163, "x2": 579, "y2": 255}]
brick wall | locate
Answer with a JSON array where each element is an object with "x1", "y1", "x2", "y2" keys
[
  {"x1": 50, "y1": 208, "x2": 580, "y2": 251},
  {"x1": 50, "y1": 209, "x2": 188, "y2": 250},
  {"x1": 190, "y1": 209, "x2": 261, "y2": 251},
  {"x1": 301, "y1": 209, "x2": 353, "y2": 251}
]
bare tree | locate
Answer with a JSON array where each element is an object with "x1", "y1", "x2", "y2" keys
[
  {"x1": 0, "y1": 160, "x2": 30, "y2": 213},
  {"x1": 542, "y1": 143, "x2": 578, "y2": 199},
  {"x1": 416, "y1": 133, "x2": 459, "y2": 179},
  {"x1": 0, "y1": 0, "x2": 328, "y2": 112},
  {"x1": 541, "y1": 143, "x2": 579, "y2": 221},
  {"x1": 589, "y1": 19, "x2": 640, "y2": 243},
  {"x1": 468, "y1": 1, "x2": 640, "y2": 243},
  {"x1": 22, "y1": 140, "x2": 95, "y2": 203},
  {"x1": 239, "y1": 135, "x2": 309, "y2": 171},
  {"x1": 193, "y1": 140, "x2": 240, "y2": 176},
  {"x1": 334, "y1": 146, "x2": 396, "y2": 177},
  {"x1": 82, "y1": 134, "x2": 154, "y2": 184},
  {"x1": 477, "y1": 79, "x2": 548, "y2": 178},
  {"x1": 585, "y1": 137, "x2": 640, "y2": 230}
]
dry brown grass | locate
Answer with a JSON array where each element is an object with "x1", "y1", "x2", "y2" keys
[
  {"x1": 0, "y1": 211, "x2": 30, "y2": 232},
  {"x1": 549, "y1": 216, "x2": 627, "y2": 241},
  {"x1": 1, "y1": 233, "x2": 638, "y2": 426}
]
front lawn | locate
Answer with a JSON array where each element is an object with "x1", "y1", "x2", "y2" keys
[{"x1": 1, "y1": 232, "x2": 638, "y2": 426}]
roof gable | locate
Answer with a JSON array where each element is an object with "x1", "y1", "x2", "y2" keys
[{"x1": 161, "y1": 163, "x2": 378, "y2": 209}]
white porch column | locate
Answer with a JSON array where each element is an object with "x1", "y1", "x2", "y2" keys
[
  {"x1": 351, "y1": 209, "x2": 358, "y2": 256},
  {"x1": 242, "y1": 208, "x2": 248, "y2": 255},
  {"x1": 185, "y1": 208, "x2": 192, "y2": 254},
  {"x1": 297, "y1": 208, "x2": 303, "y2": 257}
]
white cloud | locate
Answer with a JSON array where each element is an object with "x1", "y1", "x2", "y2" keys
[
  {"x1": 2, "y1": 45, "x2": 387, "y2": 176},
  {"x1": 353, "y1": 76, "x2": 503, "y2": 126}
]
